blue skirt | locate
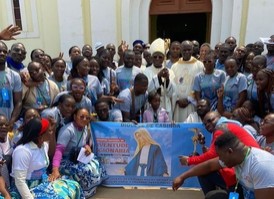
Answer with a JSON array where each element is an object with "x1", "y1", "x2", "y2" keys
[
  {"x1": 9, "y1": 178, "x2": 83, "y2": 199},
  {"x1": 60, "y1": 156, "x2": 107, "y2": 198}
]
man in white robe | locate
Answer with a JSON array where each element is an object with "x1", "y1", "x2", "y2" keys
[
  {"x1": 143, "y1": 38, "x2": 176, "y2": 120},
  {"x1": 171, "y1": 41, "x2": 204, "y2": 122}
]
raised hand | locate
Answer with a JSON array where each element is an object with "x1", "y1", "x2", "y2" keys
[{"x1": 0, "y1": 25, "x2": 21, "y2": 40}]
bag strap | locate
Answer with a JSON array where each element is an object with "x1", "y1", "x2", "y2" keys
[
  {"x1": 130, "y1": 88, "x2": 135, "y2": 120},
  {"x1": 76, "y1": 129, "x2": 84, "y2": 148}
]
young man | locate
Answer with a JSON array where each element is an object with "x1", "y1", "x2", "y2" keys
[
  {"x1": 115, "y1": 73, "x2": 148, "y2": 123},
  {"x1": 0, "y1": 41, "x2": 22, "y2": 130},
  {"x1": 95, "y1": 99, "x2": 123, "y2": 122}
]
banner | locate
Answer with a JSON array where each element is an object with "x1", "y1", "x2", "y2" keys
[{"x1": 91, "y1": 122, "x2": 211, "y2": 188}]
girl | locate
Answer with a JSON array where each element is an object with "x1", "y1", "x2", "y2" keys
[
  {"x1": 50, "y1": 108, "x2": 107, "y2": 198},
  {"x1": 49, "y1": 58, "x2": 67, "y2": 92},
  {"x1": 217, "y1": 57, "x2": 247, "y2": 118},
  {"x1": 143, "y1": 91, "x2": 169, "y2": 122},
  {"x1": 256, "y1": 68, "x2": 274, "y2": 118},
  {"x1": 11, "y1": 118, "x2": 82, "y2": 199}
]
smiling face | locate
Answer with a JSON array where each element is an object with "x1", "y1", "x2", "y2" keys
[
  {"x1": 225, "y1": 58, "x2": 238, "y2": 77},
  {"x1": 28, "y1": 62, "x2": 45, "y2": 82},
  {"x1": 52, "y1": 59, "x2": 66, "y2": 78},
  {"x1": 89, "y1": 59, "x2": 100, "y2": 76},
  {"x1": 181, "y1": 42, "x2": 193, "y2": 61},
  {"x1": 203, "y1": 112, "x2": 220, "y2": 132},
  {"x1": 74, "y1": 108, "x2": 90, "y2": 128},
  {"x1": 259, "y1": 114, "x2": 274, "y2": 137},
  {"x1": 58, "y1": 97, "x2": 76, "y2": 118},
  {"x1": 10, "y1": 43, "x2": 26, "y2": 63},
  {"x1": 124, "y1": 50, "x2": 135, "y2": 68},
  {"x1": 76, "y1": 58, "x2": 90, "y2": 77},
  {"x1": 70, "y1": 79, "x2": 86, "y2": 102},
  {"x1": 69, "y1": 47, "x2": 81, "y2": 61},
  {"x1": 152, "y1": 52, "x2": 164, "y2": 68}
]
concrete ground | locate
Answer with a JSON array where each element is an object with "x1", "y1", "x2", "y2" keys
[{"x1": 93, "y1": 186, "x2": 204, "y2": 199}]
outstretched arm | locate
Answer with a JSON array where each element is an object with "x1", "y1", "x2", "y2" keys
[{"x1": 172, "y1": 157, "x2": 221, "y2": 191}]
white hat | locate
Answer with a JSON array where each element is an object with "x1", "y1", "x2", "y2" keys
[
  {"x1": 95, "y1": 42, "x2": 104, "y2": 50},
  {"x1": 149, "y1": 38, "x2": 165, "y2": 55}
]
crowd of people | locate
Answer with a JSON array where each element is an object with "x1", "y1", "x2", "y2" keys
[{"x1": 0, "y1": 24, "x2": 274, "y2": 199}]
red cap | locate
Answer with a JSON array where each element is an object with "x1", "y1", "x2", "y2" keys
[{"x1": 39, "y1": 118, "x2": 49, "y2": 135}]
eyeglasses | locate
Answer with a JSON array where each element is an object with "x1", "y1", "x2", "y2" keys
[
  {"x1": 153, "y1": 55, "x2": 164, "y2": 59},
  {"x1": 0, "y1": 123, "x2": 9, "y2": 127},
  {"x1": 78, "y1": 115, "x2": 91, "y2": 120},
  {"x1": 107, "y1": 48, "x2": 115, "y2": 51},
  {"x1": 71, "y1": 85, "x2": 85, "y2": 91}
]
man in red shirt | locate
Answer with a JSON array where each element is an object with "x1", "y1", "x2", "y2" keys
[{"x1": 176, "y1": 112, "x2": 259, "y2": 197}]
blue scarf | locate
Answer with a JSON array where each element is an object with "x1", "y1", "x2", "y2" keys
[{"x1": 6, "y1": 56, "x2": 24, "y2": 71}]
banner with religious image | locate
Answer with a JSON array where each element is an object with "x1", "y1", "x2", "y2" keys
[{"x1": 91, "y1": 122, "x2": 210, "y2": 188}]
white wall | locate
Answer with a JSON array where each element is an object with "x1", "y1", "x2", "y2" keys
[
  {"x1": 90, "y1": 0, "x2": 118, "y2": 50},
  {"x1": 57, "y1": 0, "x2": 84, "y2": 61},
  {"x1": 245, "y1": 0, "x2": 274, "y2": 44}
]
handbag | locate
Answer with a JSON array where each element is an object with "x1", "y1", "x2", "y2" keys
[{"x1": 69, "y1": 125, "x2": 92, "y2": 164}]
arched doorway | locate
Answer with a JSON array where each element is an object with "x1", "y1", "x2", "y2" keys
[{"x1": 149, "y1": 0, "x2": 212, "y2": 43}]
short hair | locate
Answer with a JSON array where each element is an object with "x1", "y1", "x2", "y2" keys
[
  {"x1": 52, "y1": 57, "x2": 66, "y2": 66},
  {"x1": 94, "y1": 98, "x2": 109, "y2": 108},
  {"x1": 198, "y1": 98, "x2": 211, "y2": 106},
  {"x1": 0, "y1": 41, "x2": 8, "y2": 49},
  {"x1": 58, "y1": 94, "x2": 75, "y2": 105},
  {"x1": 134, "y1": 73, "x2": 148, "y2": 85},
  {"x1": 214, "y1": 131, "x2": 240, "y2": 150},
  {"x1": 69, "y1": 46, "x2": 80, "y2": 55},
  {"x1": 30, "y1": 48, "x2": 44, "y2": 60},
  {"x1": 148, "y1": 90, "x2": 160, "y2": 103}
]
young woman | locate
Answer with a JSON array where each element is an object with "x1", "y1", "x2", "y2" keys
[
  {"x1": 68, "y1": 55, "x2": 103, "y2": 104},
  {"x1": 193, "y1": 52, "x2": 226, "y2": 110},
  {"x1": 231, "y1": 107, "x2": 259, "y2": 139},
  {"x1": 256, "y1": 68, "x2": 274, "y2": 118},
  {"x1": 257, "y1": 113, "x2": 274, "y2": 154},
  {"x1": 54, "y1": 78, "x2": 93, "y2": 113},
  {"x1": 90, "y1": 56, "x2": 110, "y2": 95},
  {"x1": 217, "y1": 57, "x2": 247, "y2": 118},
  {"x1": 10, "y1": 118, "x2": 82, "y2": 199},
  {"x1": 49, "y1": 58, "x2": 67, "y2": 92},
  {"x1": 50, "y1": 108, "x2": 106, "y2": 198}
]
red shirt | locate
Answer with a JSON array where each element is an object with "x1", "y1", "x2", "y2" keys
[{"x1": 188, "y1": 123, "x2": 260, "y2": 187}]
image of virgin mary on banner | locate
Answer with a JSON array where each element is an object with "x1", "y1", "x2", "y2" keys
[{"x1": 91, "y1": 122, "x2": 210, "y2": 188}]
